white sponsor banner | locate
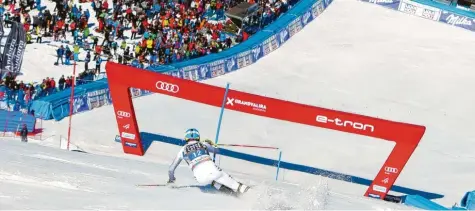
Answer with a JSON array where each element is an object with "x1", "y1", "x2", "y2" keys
[{"x1": 398, "y1": 0, "x2": 441, "y2": 21}]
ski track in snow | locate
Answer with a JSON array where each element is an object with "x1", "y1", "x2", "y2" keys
[
  {"x1": 2, "y1": 0, "x2": 475, "y2": 208},
  {"x1": 26, "y1": 153, "x2": 120, "y2": 172}
]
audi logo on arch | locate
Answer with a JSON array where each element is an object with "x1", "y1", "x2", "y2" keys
[
  {"x1": 384, "y1": 167, "x2": 398, "y2": 174},
  {"x1": 117, "y1": 111, "x2": 131, "y2": 118},
  {"x1": 155, "y1": 81, "x2": 179, "y2": 93}
]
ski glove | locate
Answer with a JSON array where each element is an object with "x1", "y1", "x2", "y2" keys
[{"x1": 203, "y1": 139, "x2": 218, "y2": 148}]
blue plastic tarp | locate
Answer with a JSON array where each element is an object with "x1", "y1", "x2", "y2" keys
[
  {"x1": 0, "y1": 110, "x2": 36, "y2": 132},
  {"x1": 403, "y1": 195, "x2": 449, "y2": 210},
  {"x1": 29, "y1": 79, "x2": 109, "y2": 120}
]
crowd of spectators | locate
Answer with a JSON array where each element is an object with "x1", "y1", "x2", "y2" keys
[
  {"x1": 0, "y1": 70, "x2": 96, "y2": 112},
  {"x1": 0, "y1": 0, "x2": 299, "y2": 111}
]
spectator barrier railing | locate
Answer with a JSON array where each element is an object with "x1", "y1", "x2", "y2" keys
[
  {"x1": 361, "y1": 0, "x2": 475, "y2": 31},
  {"x1": 29, "y1": 0, "x2": 334, "y2": 120}
]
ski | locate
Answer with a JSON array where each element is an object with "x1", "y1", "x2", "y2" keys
[
  {"x1": 135, "y1": 184, "x2": 200, "y2": 189},
  {"x1": 136, "y1": 184, "x2": 168, "y2": 187}
]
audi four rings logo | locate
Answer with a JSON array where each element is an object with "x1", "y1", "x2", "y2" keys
[
  {"x1": 155, "y1": 81, "x2": 179, "y2": 93},
  {"x1": 117, "y1": 111, "x2": 131, "y2": 118},
  {"x1": 384, "y1": 167, "x2": 398, "y2": 174}
]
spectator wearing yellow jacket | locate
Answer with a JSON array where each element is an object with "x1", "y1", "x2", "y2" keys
[
  {"x1": 134, "y1": 45, "x2": 141, "y2": 56},
  {"x1": 146, "y1": 39, "x2": 153, "y2": 54},
  {"x1": 73, "y1": 44, "x2": 80, "y2": 61},
  {"x1": 36, "y1": 26, "x2": 42, "y2": 43}
]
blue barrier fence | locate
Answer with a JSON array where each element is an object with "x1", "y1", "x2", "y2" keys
[
  {"x1": 0, "y1": 110, "x2": 36, "y2": 132},
  {"x1": 401, "y1": 190, "x2": 475, "y2": 210},
  {"x1": 361, "y1": 0, "x2": 475, "y2": 32},
  {"x1": 29, "y1": 0, "x2": 333, "y2": 120},
  {"x1": 402, "y1": 195, "x2": 450, "y2": 210},
  {"x1": 117, "y1": 132, "x2": 445, "y2": 200}
]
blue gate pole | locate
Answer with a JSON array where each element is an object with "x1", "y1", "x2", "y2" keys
[
  {"x1": 213, "y1": 83, "x2": 230, "y2": 163},
  {"x1": 275, "y1": 151, "x2": 283, "y2": 181}
]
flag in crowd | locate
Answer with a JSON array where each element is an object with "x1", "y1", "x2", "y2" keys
[{"x1": 0, "y1": 19, "x2": 27, "y2": 79}]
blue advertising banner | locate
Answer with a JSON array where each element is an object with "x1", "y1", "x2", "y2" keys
[
  {"x1": 360, "y1": 0, "x2": 475, "y2": 32},
  {"x1": 287, "y1": 17, "x2": 304, "y2": 38},
  {"x1": 301, "y1": 10, "x2": 314, "y2": 26},
  {"x1": 236, "y1": 49, "x2": 254, "y2": 69},
  {"x1": 87, "y1": 88, "x2": 110, "y2": 109},
  {"x1": 180, "y1": 65, "x2": 200, "y2": 81},
  {"x1": 439, "y1": 10, "x2": 475, "y2": 31},
  {"x1": 311, "y1": 0, "x2": 326, "y2": 17},
  {"x1": 225, "y1": 56, "x2": 237, "y2": 73},
  {"x1": 278, "y1": 28, "x2": 290, "y2": 46},
  {"x1": 363, "y1": 0, "x2": 401, "y2": 9},
  {"x1": 251, "y1": 45, "x2": 263, "y2": 63},
  {"x1": 208, "y1": 60, "x2": 226, "y2": 78},
  {"x1": 72, "y1": 94, "x2": 89, "y2": 114},
  {"x1": 261, "y1": 34, "x2": 280, "y2": 57}
]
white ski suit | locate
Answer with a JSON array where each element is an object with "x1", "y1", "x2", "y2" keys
[{"x1": 168, "y1": 140, "x2": 249, "y2": 194}]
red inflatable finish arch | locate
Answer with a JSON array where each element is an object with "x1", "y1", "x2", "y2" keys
[{"x1": 105, "y1": 62, "x2": 425, "y2": 200}]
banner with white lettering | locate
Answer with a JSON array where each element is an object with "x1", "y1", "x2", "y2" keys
[
  {"x1": 87, "y1": 88, "x2": 110, "y2": 109},
  {"x1": 179, "y1": 65, "x2": 200, "y2": 81},
  {"x1": 0, "y1": 21, "x2": 18, "y2": 78},
  {"x1": 208, "y1": 59, "x2": 225, "y2": 78},
  {"x1": 0, "y1": 17, "x2": 4, "y2": 64},
  {"x1": 72, "y1": 94, "x2": 90, "y2": 114},
  {"x1": 13, "y1": 23, "x2": 26, "y2": 75},
  {"x1": 398, "y1": 0, "x2": 441, "y2": 21},
  {"x1": 439, "y1": 11, "x2": 475, "y2": 31}
]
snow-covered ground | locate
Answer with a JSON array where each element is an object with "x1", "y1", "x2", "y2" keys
[
  {"x1": 0, "y1": 139, "x2": 420, "y2": 210},
  {"x1": 2, "y1": 0, "x2": 475, "y2": 209}
]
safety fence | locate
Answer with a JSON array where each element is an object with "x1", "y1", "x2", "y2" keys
[
  {"x1": 361, "y1": 0, "x2": 475, "y2": 31},
  {"x1": 0, "y1": 109, "x2": 43, "y2": 140}
]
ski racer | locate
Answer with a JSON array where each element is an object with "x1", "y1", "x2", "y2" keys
[{"x1": 168, "y1": 128, "x2": 250, "y2": 195}]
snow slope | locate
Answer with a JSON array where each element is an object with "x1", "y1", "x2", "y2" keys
[
  {"x1": 0, "y1": 139, "x2": 421, "y2": 210},
  {"x1": 12, "y1": 0, "x2": 475, "y2": 208}
]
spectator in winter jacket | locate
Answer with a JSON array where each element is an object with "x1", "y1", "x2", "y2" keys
[
  {"x1": 73, "y1": 44, "x2": 80, "y2": 61},
  {"x1": 95, "y1": 56, "x2": 102, "y2": 75},
  {"x1": 48, "y1": 78, "x2": 56, "y2": 94},
  {"x1": 13, "y1": 101, "x2": 21, "y2": 111},
  {"x1": 58, "y1": 75, "x2": 65, "y2": 90},
  {"x1": 65, "y1": 46, "x2": 72, "y2": 65},
  {"x1": 20, "y1": 124, "x2": 28, "y2": 142},
  {"x1": 85, "y1": 51, "x2": 91, "y2": 71},
  {"x1": 36, "y1": 26, "x2": 42, "y2": 43},
  {"x1": 56, "y1": 45, "x2": 64, "y2": 65}
]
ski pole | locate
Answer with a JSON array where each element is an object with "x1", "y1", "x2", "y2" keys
[{"x1": 217, "y1": 143, "x2": 279, "y2": 150}]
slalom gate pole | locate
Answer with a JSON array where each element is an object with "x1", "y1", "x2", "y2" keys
[
  {"x1": 213, "y1": 83, "x2": 230, "y2": 163},
  {"x1": 39, "y1": 117, "x2": 43, "y2": 140},
  {"x1": 3, "y1": 111, "x2": 9, "y2": 136},
  {"x1": 275, "y1": 151, "x2": 283, "y2": 181},
  {"x1": 217, "y1": 143, "x2": 280, "y2": 150},
  {"x1": 67, "y1": 61, "x2": 77, "y2": 151},
  {"x1": 18, "y1": 115, "x2": 23, "y2": 138}
]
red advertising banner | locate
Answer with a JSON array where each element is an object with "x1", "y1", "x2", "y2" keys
[{"x1": 106, "y1": 62, "x2": 426, "y2": 200}]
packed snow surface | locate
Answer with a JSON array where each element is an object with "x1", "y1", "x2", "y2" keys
[
  {"x1": 0, "y1": 140, "x2": 420, "y2": 209},
  {"x1": 5, "y1": 0, "x2": 475, "y2": 209}
]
